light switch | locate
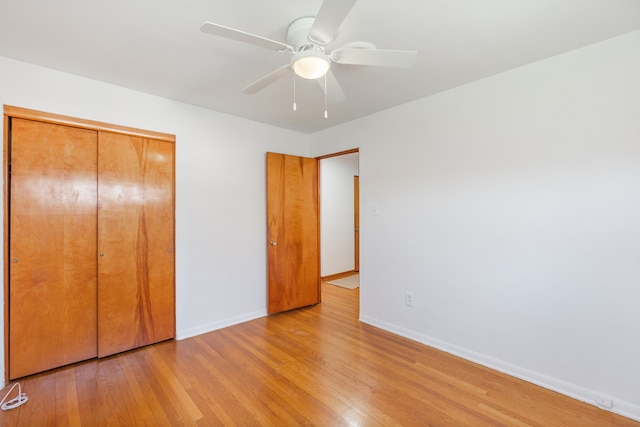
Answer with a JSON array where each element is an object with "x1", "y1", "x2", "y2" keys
[{"x1": 372, "y1": 204, "x2": 379, "y2": 216}]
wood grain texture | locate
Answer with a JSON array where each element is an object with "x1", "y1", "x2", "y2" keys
[
  {"x1": 266, "y1": 152, "x2": 320, "y2": 314},
  {"x1": 4, "y1": 109, "x2": 176, "y2": 380},
  {"x1": 0, "y1": 283, "x2": 637, "y2": 426},
  {"x1": 3, "y1": 113, "x2": 9, "y2": 381},
  {"x1": 97, "y1": 131, "x2": 175, "y2": 357},
  {"x1": 9, "y1": 118, "x2": 98, "y2": 379},
  {"x1": 354, "y1": 175, "x2": 360, "y2": 272}
]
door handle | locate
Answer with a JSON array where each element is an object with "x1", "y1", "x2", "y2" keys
[{"x1": 269, "y1": 241, "x2": 277, "y2": 246}]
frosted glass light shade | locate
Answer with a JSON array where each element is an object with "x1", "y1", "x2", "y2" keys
[{"x1": 292, "y1": 51, "x2": 331, "y2": 79}]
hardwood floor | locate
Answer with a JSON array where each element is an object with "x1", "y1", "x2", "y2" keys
[{"x1": 1, "y1": 283, "x2": 637, "y2": 426}]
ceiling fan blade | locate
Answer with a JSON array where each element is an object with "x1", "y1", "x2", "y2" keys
[
  {"x1": 241, "y1": 64, "x2": 292, "y2": 94},
  {"x1": 309, "y1": 0, "x2": 358, "y2": 45},
  {"x1": 201, "y1": 22, "x2": 293, "y2": 52},
  {"x1": 317, "y1": 70, "x2": 346, "y2": 104},
  {"x1": 333, "y1": 48, "x2": 418, "y2": 68}
]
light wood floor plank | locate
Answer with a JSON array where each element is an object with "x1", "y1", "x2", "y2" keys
[{"x1": 0, "y1": 283, "x2": 638, "y2": 426}]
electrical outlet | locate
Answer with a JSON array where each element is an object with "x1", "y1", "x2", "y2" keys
[
  {"x1": 405, "y1": 292, "x2": 414, "y2": 307},
  {"x1": 595, "y1": 395, "x2": 612, "y2": 409}
]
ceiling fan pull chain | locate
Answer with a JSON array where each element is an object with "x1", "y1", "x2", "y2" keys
[
  {"x1": 293, "y1": 72, "x2": 297, "y2": 111},
  {"x1": 324, "y1": 73, "x2": 328, "y2": 119}
]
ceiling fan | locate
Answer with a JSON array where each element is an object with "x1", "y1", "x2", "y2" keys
[{"x1": 200, "y1": 0, "x2": 418, "y2": 105}]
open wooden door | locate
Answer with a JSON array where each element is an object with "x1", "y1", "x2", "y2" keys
[{"x1": 266, "y1": 152, "x2": 320, "y2": 314}]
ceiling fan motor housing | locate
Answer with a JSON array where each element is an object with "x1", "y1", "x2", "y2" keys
[{"x1": 287, "y1": 17, "x2": 320, "y2": 51}]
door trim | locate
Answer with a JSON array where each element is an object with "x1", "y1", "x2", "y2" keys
[
  {"x1": 3, "y1": 106, "x2": 175, "y2": 142},
  {"x1": 315, "y1": 148, "x2": 359, "y2": 160}
]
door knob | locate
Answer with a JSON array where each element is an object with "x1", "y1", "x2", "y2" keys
[{"x1": 269, "y1": 241, "x2": 277, "y2": 246}]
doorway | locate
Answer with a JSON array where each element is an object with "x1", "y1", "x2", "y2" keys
[
  {"x1": 265, "y1": 150, "x2": 358, "y2": 314},
  {"x1": 319, "y1": 150, "x2": 360, "y2": 290}
]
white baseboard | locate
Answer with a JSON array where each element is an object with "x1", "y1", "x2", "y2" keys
[
  {"x1": 177, "y1": 309, "x2": 267, "y2": 340},
  {"x1": 359, "y1": 315, "x2": 640, "y2": 423}
]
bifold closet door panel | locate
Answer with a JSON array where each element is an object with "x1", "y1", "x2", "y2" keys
[
  {"x1": 97, "y1": 131, "x2": 175, "y2": 358},
  {"x1": 9, "y1": 118, "x2": 98, "y2": 379}
]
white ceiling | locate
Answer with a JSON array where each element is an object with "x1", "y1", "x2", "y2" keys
[{"x1": 1, "y1": 0, "x2": 639, "y2": 134}]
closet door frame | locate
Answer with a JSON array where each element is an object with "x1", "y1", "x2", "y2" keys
[{"x1": 3, "y1": 105, "x2": 176, "y2": 382}]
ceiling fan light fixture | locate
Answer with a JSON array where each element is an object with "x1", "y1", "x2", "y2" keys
[{"x1": 291, "y1": 51, "x2": 331, "y2": 79}]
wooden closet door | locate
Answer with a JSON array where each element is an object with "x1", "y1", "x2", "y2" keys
[
  {"x1": 9, "y1": 118, "x2": 98, "y2": 379},
  {"x1": 97, "y1": 132, "x2": 175, "y2": 357}
]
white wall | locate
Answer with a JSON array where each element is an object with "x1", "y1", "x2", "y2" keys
[
  {"x1": 320, "y1": 154, "x2": 359, "y2": 276},
  {"x1": 0, "y1": 56, "x2": 310, "y2": 383},
  {"x1": 310, "y1": 30, "x2": 640, "y2": 421}
]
